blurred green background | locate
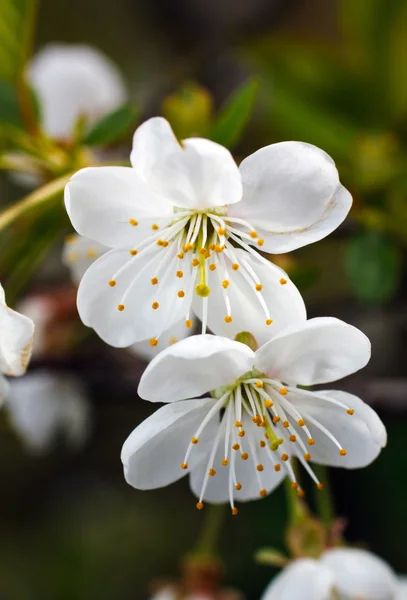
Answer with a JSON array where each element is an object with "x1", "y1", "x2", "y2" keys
[{"x1": 1, "y1": 0, "x2": 407, "y2": 598}]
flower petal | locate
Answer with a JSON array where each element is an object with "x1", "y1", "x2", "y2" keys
[
  {"x1": 121, "y1": 397, "x2": 219, "y2": 489},
  {"x1": 231, "y1": 142, "x2": 351, "y2": 253},
  {"x1": 62, "y1": 233, "x2": 108, "y2": 284},
  {"x1": 131, "y1": 117, "x2": 242, "y2": 209},
  {"x1": 396, "y1": 577, "x2": 407, "y2": 600},
  {"x1": 194, "y1": 249, "x2": 306, "y2": 346},
  {"x1": 77, "y1": 245, "x2": 191, "y2": 347},
  {"x1": 255, "y1": 317, "x2": 371, "y2": 385},
  {"x1": 289, "y1": 389, "x2": 386, "y2": 468},
  {"x1": 260, "y1": 559, "x2": 334, "y2": 600},
  {"x1": 138, "y1": 334, "x2": 255, "y2": 403},
  {"x1": 65, "y1": 166, "x2": 173, "y2": 248},
  {"x1": 0, "y1": 286, "x2": 34, "y2": 376},
  {"x1": 321, "y1": 548, "x2": 398, "y2": 600},
  {"x1": 129, "y1": 318, "x2": 194, "y2": 362}
]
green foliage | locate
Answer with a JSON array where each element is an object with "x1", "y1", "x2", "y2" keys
[
  {"x1": 344, "y1": 230, "x2": 402, "y2": 305},
  {"x1": 83, "y1": 103, "x2": 139, "y2": 147},
  {"x1": 0, "y1": 79, "x2": 22, "y2": 126},
  {"x1": 209, "y1": 78, "x2": 259, "y2": 149}
]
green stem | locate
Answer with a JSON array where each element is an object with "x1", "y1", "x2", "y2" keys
[
  {"x1": 313, "y1": 465, "x2": 335, "y2": 529},
  {"x1": 192, "y1": 504, "x2": 226, "y2": 559},
  {"x1": 284, "y1": 471, "x2": 307, "y2": 526}
]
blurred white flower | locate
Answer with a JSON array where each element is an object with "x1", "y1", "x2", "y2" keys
[
  {"x1": 0, "y1": 284, "x2": 35, "y2": 404},
  {"x1": 260, "y1": 548, "x2": 404, "y2": 600},
  {"x1": 62, "y1": 232, "x2": 194, "y2": 360},
  {"x1": 65, "y1": 116, "x2": 351, "y2": 348},
  {"x1": 28, "y1": 43, "x2": 127, "y2": 140},
  {"x1": 5, "y1": 371, "x2": 91, "y2": 453},
  {"x1": 121, "y1": 319, "x2": 384, "y2": 512}
]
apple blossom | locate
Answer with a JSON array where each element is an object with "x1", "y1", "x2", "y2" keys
[{"x1": 65, "y1": 117, "x2": 352, "y2": 348}]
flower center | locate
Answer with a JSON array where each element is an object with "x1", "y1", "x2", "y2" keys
[{"x1": 181, "y1": 374, "x2": 354, "y2": 514}]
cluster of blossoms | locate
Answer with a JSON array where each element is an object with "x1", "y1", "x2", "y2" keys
[{"x1": 64, "y1": 115, "x2": 386, "y2": 512}]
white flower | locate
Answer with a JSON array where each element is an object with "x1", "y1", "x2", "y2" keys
[
  {"x1": 121, "y1": 319, "x2": 385, "y2": 513},
  {"x1": 65, "y1": 117, "x2": 352, "y2": 348},
  {"x1": 260, "y1": 548, "x2": 402, "y2": 600},
  {"x1": 28, "y1": 43, "x2": 127, "y2": 139},
  {"x1": 62, "y1": 232, "x2": 194, "y2": 359},
  {"x1": 0, "y1": 285, "x2": 34, "y2": 404},
  {"x1": 5, "y1": 371, "x2": 91, "y2": 452}
]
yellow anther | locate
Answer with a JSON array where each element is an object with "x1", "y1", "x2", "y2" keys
[
  {"x1": 255, "y1": 380, "x2": 263, "y2": 388},
  {"x1": 199, "y1": 247, "x2": 206, "y2": 255},
  {"x1": 108, "y1": 280, "x2": 116, "y2": 287},
  {"x1": 196, "y1": 501, "x2": 204, "y2": 510},
  {"x1": 130, "y1": 249, "x2": 138, "y2": 256},
  {"x1": 149, "y1": 338, "x2": 158, "y2": 347},
  {"x1": 279, "y1": 387, "x2": 288, "y2": 395},
  {"x1": 231, "y1": 507, "x2": 238, "y2": 516},
  {"x1": 283, "y1": 420, "x2": 289, "y2": 428},
  {"x1": 232, "y1": 443, "x2": 240, "y2": 451},
  {"x1": 252, "y1": 415, "x2": 261, "y2": 425},
  {"x1": 257, "y1": 238, "x2": 264, "y2": 246},
  {"x1": 308, "y1": 438, "x2": 315, "y2": 446},
  {"x1": 195, "y1": 284, "x2": 211, "y2": 297},
  {"x1": 238, "y1": 430, "x2": 245, "y2": 437},
  {"x1": 304, "y1": 453, "x2": 311, "y2": 461},
  {"x1": 66, "y1": 234, "x2": 76, "y2": 244},
  {"x1": 186, "y1": 319, "x2": 193, "y2": 328},
  {"x1": 280, "y1": 278, "x2": 287, "y2": 285},
  {"x1": 222, "y1": 458, "x2": 229, "y2": 466},
  {"x1": 347, "y1": 409, "x2": 355, "y2": 415},
  {"x1": 256, "y1": 464, "x2": 264, "y2": 472},
  {"x1": 274, "y1": 464, "x2": 281, "y2": 472},
  {"x1": 298, "y1": 489, "x2": 305, "y2": 498},
  {"x1": 222, "y1": 280, "x2": 230, "y2": 289},
  {"x1": 151, "y1": 223, "x2": 159, "y2": 230},
  {"x1": 259, "y1": 489, "x2": 267, "y2": 497},
  {"x1": 266, "y1": 319, "x2": 273, "y2": 326},
  {"x1": 291, "y1": 482, "x2": 299, "y2": 490},
  {"x1": 260, "y1": 440, "x2": 266, "y2": 448},
  {"x1": 181, "y1": 462, "x2": 188, "y2": 470},
  {"x1": 192, "y1": 258, "x2": 199, "y2": 267},
  {"x1": 273, "y1": 416, "x2": 281, "y2": 424},
  {"x1": 264, "y1": 399, "x2": 273, "y2": 408},
  {"x1": 215, "y1": 244, "x2": 224, "y2": 253},
  {"x1": 177, "y1": 252, "x2": 184, "y2": 259},
  {"x1": 241, "y1": 452, "x2": 249, "y2": 460},
  {"x1": 281, "y1": 454, "x2": 289, "y2": 461},
  {"x1": 209, "y1": 243, "x2": 216, "y2": 251},
  {"x1": 86, "y1": 248, "x2": 97, "y2": 258},
  {"x1": 298, "y1": 419, "x2": 305, "y2": 427},
  {"x1": 209, "y1": 264, "x2": 216, "y2": 271},
  {"x1": 152, "y1": 302, "x2": 159, "y2": 310},
  {"x1": 191, "y1": 437, "x2": 199, "y2": 444},
  {"x1": 217, "y1": 227, "x2": 226, "y2": 236},
  {"x1": 235, "y1": 421, "x2": 242, "y2": 428},
  {"x1": 317, "y1": 483, "x2": 324, "y2": 491},
  {"x1": 232, "y1": 263, "x2": 239, "y2": 270},
  {"x1": 250, "y1": 231, "x2": 258, "y2": 238},
  {"x1": 129, "y1": 218, "x2": 138, "y2": 226},
  {"x1": 169, "y1": 337, "x2": 178, "y2": 345},
  {"x1": 178, "y1": 290, "x2": 185, "y2": 298},
  {"x1": 339, "y1": 448, "x2": 347, "y2": 456},
  {"x1": 224, "y1": 316, "x2": 232, "y2": 323},
  {"x1": 255, "y1": 284, "x2": 263, "y2": 291},
  {"x1": 209, "y1": 468, "x2": 216, "y2": 476},
  {"x1": 289, "y1": 435, "x2": 297, "y2": 442},
  {"x1": 176, "y1": 270, "x2": 183, "y2": 278},
  {"x1": 235, "y1": 482, "x2": 242, "y2": 491},
  {"x1": 117, "y1": 304, "x2": 125, "y2": 311},
  {"x1": 151, "y1": 277, "x2": 158, "y2": 285}
]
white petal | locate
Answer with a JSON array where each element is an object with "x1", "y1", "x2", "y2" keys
[
  {"x1": 62, "y1": 234, "x2": 108, "y2": 284},
  {"x1": 129, "y1": 318, "x2": 194, "y2": 362},
  {"x1": 189, "y1": 414, "x2": 285, "y2": 503},
  {"x1": 121, "y1": 397, "x2": 219, "y2": 489},
  {"x1": 77, "y1": 246, "x2": 191, "y2": 347},
  {"x1": 0, "y1": 286, "x2": 34, "y2": 376},
  {"x1": 321, "y1": 548, "x2": 398, "y2": 600},
  {"x1": 131, "y1": 117, "x2": 242, "y2": 209},
  {"x1": 28, "y1": 43, "x2": 127, "y2": 139},
  {"x1": 396, "y1": 577, "x2": 407, "y2": 600},
  {"x1": 231, "y1": 142, "x2": 350, "y2": 253},
  {"x1": 289, "y1": 389, "x2": 386, "y2": 468},
  {"x1": 138, "y1": 334, "x2": 255, "y2": 403},
  {"x1": 65, "y1": 166, "x2": 174, "y2": 249},
  {"x1": 255, "y1": 317, "x2": 371, "y2": 386},
  {"x1": 260, "y1": 559, "x2": 334, "y2": 600},
  {"x1": 195, "y1": 249, "x2": 306, "y2": 347}
]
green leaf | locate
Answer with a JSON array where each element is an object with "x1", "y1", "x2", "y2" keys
[
  {"x1": 344, "y1": 230, "x2": 402, "y2": 304},
  {"x1": 0, "y1": 0, "x2": 38, "y2": 83},
  {"x1": 0, "y1": 79, "x2": 22, "y2": 126},
  {"x1": 255, "y1": 547, "x2": 289, "y2": 567},
  {"x1": 209, "y1": 79, "x2": 259, "y2": 149},
  {"x1": 84, "y1": 103, "x2": 139, "y2": 147}
]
